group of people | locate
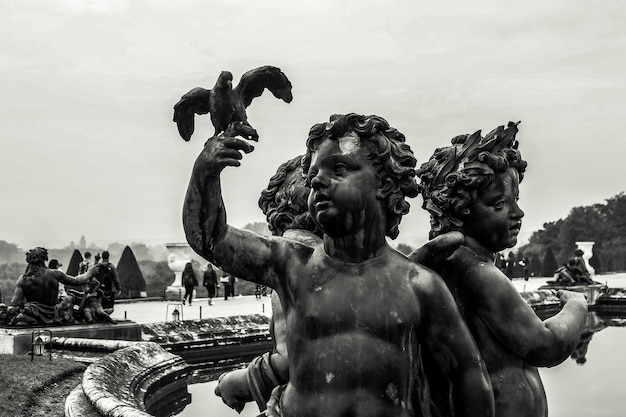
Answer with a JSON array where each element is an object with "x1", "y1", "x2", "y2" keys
[
  {"x1": 182, "y1": 114, "x2": 588, "y2": 417},
  {"x1": 3, "y1": 249, "x2": 122, "y2": 326},
  {"x1": 495, "y1": 253, "x2": 531, "y2": 281},
  {"x1": 180, "y1": 262, "x2": 238, "y2": 306}
]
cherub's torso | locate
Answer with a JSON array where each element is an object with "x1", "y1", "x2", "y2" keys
[
  {"x1": 279, "y1": 244, "x2": 425, "y2": 417},
  {"x1": 445, "y1": 245, "x2": 547, "y2": 417}
]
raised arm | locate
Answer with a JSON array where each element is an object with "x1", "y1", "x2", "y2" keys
[
  {"x1": 55, "y1": 267, "x2": 94, "y2": 286},
  {"x1": 419, "y1": 271, "x2": 494, "y2": 417},
  {"x1": 182, "y1": 133, "x2": 297, "y2": 287}
]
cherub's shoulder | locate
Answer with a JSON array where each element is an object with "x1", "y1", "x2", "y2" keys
[
  {"x1": 448, "y1": 246, "x2": 519, "y2": 296},
  {"x1": 402, "y1": 257, "x2": 449, "y2": 294}
]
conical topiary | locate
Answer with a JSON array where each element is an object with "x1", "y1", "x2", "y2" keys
[
  {"x1": 66, "y1": 249, "x2": 83, "y2": 277},
  {"x1": 117, "y1": 246, "x2": 147, "y2": 299},
  {"x1": 530, "y1": 253, "x2": 542, "y2": 278},
  {"x1": 542, "y1": 247, "x2": 559, "y2": 277}
]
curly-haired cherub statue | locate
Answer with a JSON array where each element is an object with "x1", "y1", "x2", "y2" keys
[
  {"x1": 184, "y1": 113, "x2": 494, "y2": 417},
  {"x1": 417, "y1": 121, "x2": 588, "y2": 417}
]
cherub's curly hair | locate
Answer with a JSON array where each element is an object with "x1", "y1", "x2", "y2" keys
[
  {"x1": 258, "y1": 155, "x2": 319, "y2": 237},
  {"x1": 418, "y1": 121, "x2": 527, "y2": 238},
  {"x1": 301, "y1": 113, "x2": 419, "y2": 239}
]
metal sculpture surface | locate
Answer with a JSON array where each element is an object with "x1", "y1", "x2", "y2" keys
[
  {"x1": 417, "y1": 122, "x2": 588, "y2": 417},
  {"x1": 173, "y1": 65, "x2": 292, "y2": 142},
  {"x1": 183, "y1": 113, "x2": 494, "y2": 417}
]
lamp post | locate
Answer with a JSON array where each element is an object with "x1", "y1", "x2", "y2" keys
[{"x1": 30, "y1": 330, "x2": 52, "y2": 361}]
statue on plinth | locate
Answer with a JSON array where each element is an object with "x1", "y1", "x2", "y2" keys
[
  {"x1": 183, "y1": 113, "x2": 494, "y2": 417},
  {"x1": 417, "y1": 121, "x2": 588, "y2": 417}
]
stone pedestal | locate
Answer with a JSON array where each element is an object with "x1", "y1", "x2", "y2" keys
[
  {"x1": 165, "y1": 243, "x2": 192, "y2": 301},
  {"x1": 576, "y1": 241, "x2": 596, "y2": 275}
]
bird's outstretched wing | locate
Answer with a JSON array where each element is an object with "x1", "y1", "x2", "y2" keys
[
  {"x1": 234, "y1": 66, "x2": 293, "y2": 108},
  {"x1": 173, "y1": 87, "x2": 212, "y2": 141}
]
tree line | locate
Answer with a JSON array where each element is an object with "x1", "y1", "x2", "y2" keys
[{"x1": 515, "y1": 192, "x2": 626, "y2": 276}]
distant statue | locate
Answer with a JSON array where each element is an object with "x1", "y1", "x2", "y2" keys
[
  {"x1": 184, "y1": 113, "x2": 494, "y2": 417},
  {"x1": 8, "y1": 247, "x2": 95, "y2": 326},
  {"x1": 551, "y1": 249, "x2": 596, "y2": 286},
  {"x1": 418, "y1": 121, "x2": 588, "y2": 417}
]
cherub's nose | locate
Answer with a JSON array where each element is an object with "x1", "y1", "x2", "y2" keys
[
  {"x1": 512, "y1": 202, "x2": 524, "y2": 219},
  {"x1": 310, "y1": 172, "x2": 328, "y2": 190}
]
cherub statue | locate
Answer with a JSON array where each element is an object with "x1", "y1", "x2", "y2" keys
[
  {"x1": 417, "y1": 121, "x2": 588, "y2": 417},
  {"x1": 215, "y1": 154, "x2": 472, "y2": 416},
  {"x1": 183, "y1": 113, "x2": 494, "y2": 417}
]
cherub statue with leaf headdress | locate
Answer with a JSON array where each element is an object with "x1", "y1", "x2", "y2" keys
[{"x1": 417, "y1": 122, "x2": 588, "y2": 417}]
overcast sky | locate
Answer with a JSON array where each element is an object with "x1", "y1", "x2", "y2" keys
[{"x1": 1, "y1": 0, "x2": 624, "y2": 253}]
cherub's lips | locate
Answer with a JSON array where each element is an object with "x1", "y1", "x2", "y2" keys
[
  {"x1": 509, "y1": 222, "x2": 522, "y2": 233},
  {"x1": 313, "y1": 194, "x2": 331, "y2": 210}
]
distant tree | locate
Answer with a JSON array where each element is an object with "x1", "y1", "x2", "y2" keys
[
  {"x1": 0, "y1": 262, "x2": 25, "y2": 303},
  {"x1": 542, "y1": 247, "x2": 558, "y2": 277},
  {"x1": 128, "y1": 242, "x2": 150, "y2": 262},
  {"x1": 139, "y1": 260, "x2": 174, "y2": 298},
  {"x1": 66, "y1": 250, "x2": 83, "y2": 277},
  {"x1": 0, "y1": 240, "x2": 24, "y2": 264},
  {"x1": 117, "y1": 246, "x2": 147, "y2": 299},
  {"x1": 79, "y1": 235, "x2": 87, "y2": 249},
  {"x1": 395, "y1": 243, "x2": 415, "y2": 256}
]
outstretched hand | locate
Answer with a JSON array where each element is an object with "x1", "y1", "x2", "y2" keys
[
  {"x1": 408, "y1": 231, "x2": 465, "y2": 269},
  {"x1": 557, "y1": 289, "x2": 587, "y2": 305},
  {"x1": 195, "y1": 126, "x2": 256, "y2": 177}
]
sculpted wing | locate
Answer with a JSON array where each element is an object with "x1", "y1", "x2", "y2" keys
[
  {"x1": 234, "y1": 66, "x2": 293, "y2": 108},
  {"x1": 173, "y1": 87, "x2": 212, "y2": 141}
]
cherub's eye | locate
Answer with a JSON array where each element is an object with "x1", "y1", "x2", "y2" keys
[
  {"x1": 334, "y1": 163, "x2": 349, "y2": 176},
  {"x1": 493, "y1": 200, "x2": 505, "y2": 210}
]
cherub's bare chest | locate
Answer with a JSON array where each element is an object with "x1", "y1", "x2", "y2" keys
[{"x1": 289, "y1": 266, "x2": 420, "y2": 340}]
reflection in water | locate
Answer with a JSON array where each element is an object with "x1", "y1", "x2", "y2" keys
[
  {"x1": 175, "y1": 312, "x2": 626, "y2": 417},
  {"x1": 183, "y1": 380, "x2": 261, "y2": 417},
  {"x1": 540, "y1": 324, "x2": 626, "y2": 416}
]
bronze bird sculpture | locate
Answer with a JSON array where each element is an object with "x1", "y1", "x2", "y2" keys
[{"x1": 173, "y1": 65, "x2": 293, "y2": 142}]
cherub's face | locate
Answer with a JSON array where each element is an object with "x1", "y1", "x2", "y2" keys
[
  {"x1": 306, "y1": 134, "x2": 381, "y2": 237},
  {"x1": 460, "y1": 168, "x2": 524, "y2": 253}
]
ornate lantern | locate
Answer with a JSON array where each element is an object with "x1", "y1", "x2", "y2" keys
[{"x1": 31, "y1": 330, "x2": 52, "y2": 361}]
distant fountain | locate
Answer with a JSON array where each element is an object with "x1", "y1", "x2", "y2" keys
[{"x1": 576, "y1": 241, "x2": 596, "y2": 275}]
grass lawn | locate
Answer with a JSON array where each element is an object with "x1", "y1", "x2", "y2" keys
[{"x1": 0, "y1": 354, "x2": 86, "y2": 417}]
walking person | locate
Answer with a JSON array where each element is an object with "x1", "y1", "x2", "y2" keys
[
  {"x1": 229, "y1": 274, "x2": 237, "y2": 297},
  {"x1": 182, "y1": 262, "x2": 197, "y2": 306},
  {"x1": 203, "y1": 264, "x2": 218, "y2": 305},
  {"x1": 220, "y1": 274, "x2": 231, "y2": 300},
  {"x1": 96, "y1": 251, "x2": 122, "y2": 314}
]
